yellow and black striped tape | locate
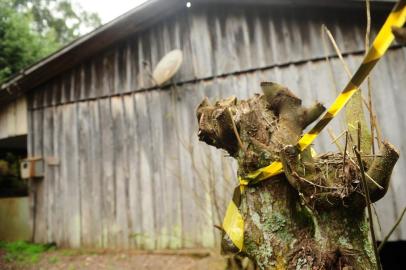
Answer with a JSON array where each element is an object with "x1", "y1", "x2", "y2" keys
[{"x1": 223, "y1": 0, "x2": 406, "y2": 251}]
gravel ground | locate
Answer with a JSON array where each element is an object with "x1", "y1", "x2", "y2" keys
[{"x1": 0, "y1": 248, "x2": 227, "y2": 270}]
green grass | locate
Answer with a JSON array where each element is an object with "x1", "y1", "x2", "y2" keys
[{"x1": 0, "y1": 241, "x2": 55, "y2": 264}]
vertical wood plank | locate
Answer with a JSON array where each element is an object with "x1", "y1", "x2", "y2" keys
[
  {"x1": 43, "y1": 107, "x2": 54, "y2": 242},
  {"x1": 123, "y1": 94, "x2": 141, "y2": 248},
  {"x1": 26, "y1": 105, "x2": 34, "y2": 242},
  {"x1": 176, "y1": 11, "x2": 196, "y2": 81},
  {"x1": 134, "y1": 92, "x2": 155, "y2": 249},
  {"x1": 78, "y1": 102, "x2": 92, "y2": 246},
  {"x1": 102, "y1": 51, "x2": 115, "y2": 97},
  {"x1": 15, "y1": 97, "x2": 28, "y2": 136},
  {"x1": 174, "y1": 84, "x2": 202, "y2": 248},
  {"x1": 147, "y1": 90, "x2": 167, "y2": 249},
  {"x1": 61, "y1": 103, "x2": 81, "y2": 247},
  {"x1": 111, "y1": 96, "x2": 130, "y2": 247},
  {"x1": 189, "y1": 9, "x2": 213, "y2": 78},
  {"x1": 89, "y1": 100, "x2": 103, "y2": 247},
  {"x1": 99, "y1": 98, "x2": 116, "y2": 247},
  {"x1": 159, "y1": 90, "x2": 183, "y2": 248},
  {"x1": 32, "y1": 108, "x2": 46, "y2": 243},
  {"x1": 52, "y1": 105, "x2": 63, "y2": 245}
]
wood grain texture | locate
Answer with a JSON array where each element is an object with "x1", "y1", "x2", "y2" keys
[
  {"x1": 30, "y1": 7, "x2": 385, "y2": 109},
  {"x1": 134, "y1": 92, "x2": 156, "y2": 249},
  {"x1": 25, "y1": 5, "x2": 406, "y2": 249},
  {"x1": 78, "y1": 102, "x2": 92, "y2": 247},
  {"x1": 0, "y1": 97, "x2": 27, "y2": 140},
  {"x1": 32, "y1": 108, "x2": 46, "y2": 243},
  {"x1": 111, "y1": 96, "x2": 129, "y2": 247},
  {"x1": 43, "y1": 107, "x2": 54, "y2": 242}
]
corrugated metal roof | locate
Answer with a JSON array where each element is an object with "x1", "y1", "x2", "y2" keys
[{"x1": 0, "y1": 0, "x2": 396, "y2": 106}]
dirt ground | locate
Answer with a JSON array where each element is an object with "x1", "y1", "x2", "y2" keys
[{"x1": 0, "y1": 248, "x2": 227, "y2": 270}]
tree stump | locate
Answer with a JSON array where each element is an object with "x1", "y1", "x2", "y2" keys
[{"x1": 196, "y1": 82, "x2": 399, "y2": 270}]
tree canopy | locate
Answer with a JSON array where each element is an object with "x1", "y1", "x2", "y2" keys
[{"x1": 0, "y1": 0, "x2": 101, "y2": 83}]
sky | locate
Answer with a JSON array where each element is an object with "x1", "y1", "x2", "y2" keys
[{"x1": 79, "y1": 0, "x2": 150, "y2": 24}]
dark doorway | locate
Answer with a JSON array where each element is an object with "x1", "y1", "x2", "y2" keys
[{"x1": 0, "y1": 135, "x2": 28, "y2": 198}]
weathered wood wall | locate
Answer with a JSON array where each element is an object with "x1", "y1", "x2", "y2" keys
[
  {"x1": 29, "y1": 87, "x2": 236, "y2": 249},
  {"x1": 0, "y1": 97, "x2": 27, "y2": 140},
  {"x1": 27, "y1": 5, "x2": 406, "y2": 248}
]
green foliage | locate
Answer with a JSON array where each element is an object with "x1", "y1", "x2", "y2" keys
[
  {"x1": 11, "y1": 0, "x2": 101, "y2": 44},
  {"x1": 0, "y1": 241, "x2": 55, "y2": 264},
  {"x1": 0, "y1": 0, "x2": 55, "y2": 83},
  {"x1": 0, "y1": 0, "x2": 101, "y2": 84}
]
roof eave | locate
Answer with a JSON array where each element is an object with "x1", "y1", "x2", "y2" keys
[{"x1": 0, "y1": 0, "x2": 396, "y2": 106}]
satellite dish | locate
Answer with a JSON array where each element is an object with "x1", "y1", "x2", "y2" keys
[{"x1": 152, "y1": 49, "x2": 183, "y2": 86}]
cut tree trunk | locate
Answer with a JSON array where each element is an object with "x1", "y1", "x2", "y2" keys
[{"x1": 196, "y1": 82, "x2": 399, "y2": 270}]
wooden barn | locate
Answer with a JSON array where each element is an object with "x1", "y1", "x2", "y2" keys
[{"x1": 0, "y1": 0, "x2": 405, "y2": 250}]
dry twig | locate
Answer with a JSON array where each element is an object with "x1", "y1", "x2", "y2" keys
[
  {"x1": 354, "y1": 146, "x2": 382, "y2": 270},
  {"x1": 378, "y1": 206, "x2": 406, "y2": 252},
  {"x1": 227, "y1": 108, "x2": 245, "y2": 151}
]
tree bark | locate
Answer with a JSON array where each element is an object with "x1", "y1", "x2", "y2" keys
[
  {"x1": 196, "y1": 82, "x2": 399, "y2": 270},
  {"x1": 392, "y1": 26, "x2": 406, "y2": 43}
]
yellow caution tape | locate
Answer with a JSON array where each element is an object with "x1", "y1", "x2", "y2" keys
[
  {"x1": 223, "y1": 0, "x2": 406, "y2": 251},
  {"x1": 223, "y1": 200, "x2": 245, "y2": 250}
]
